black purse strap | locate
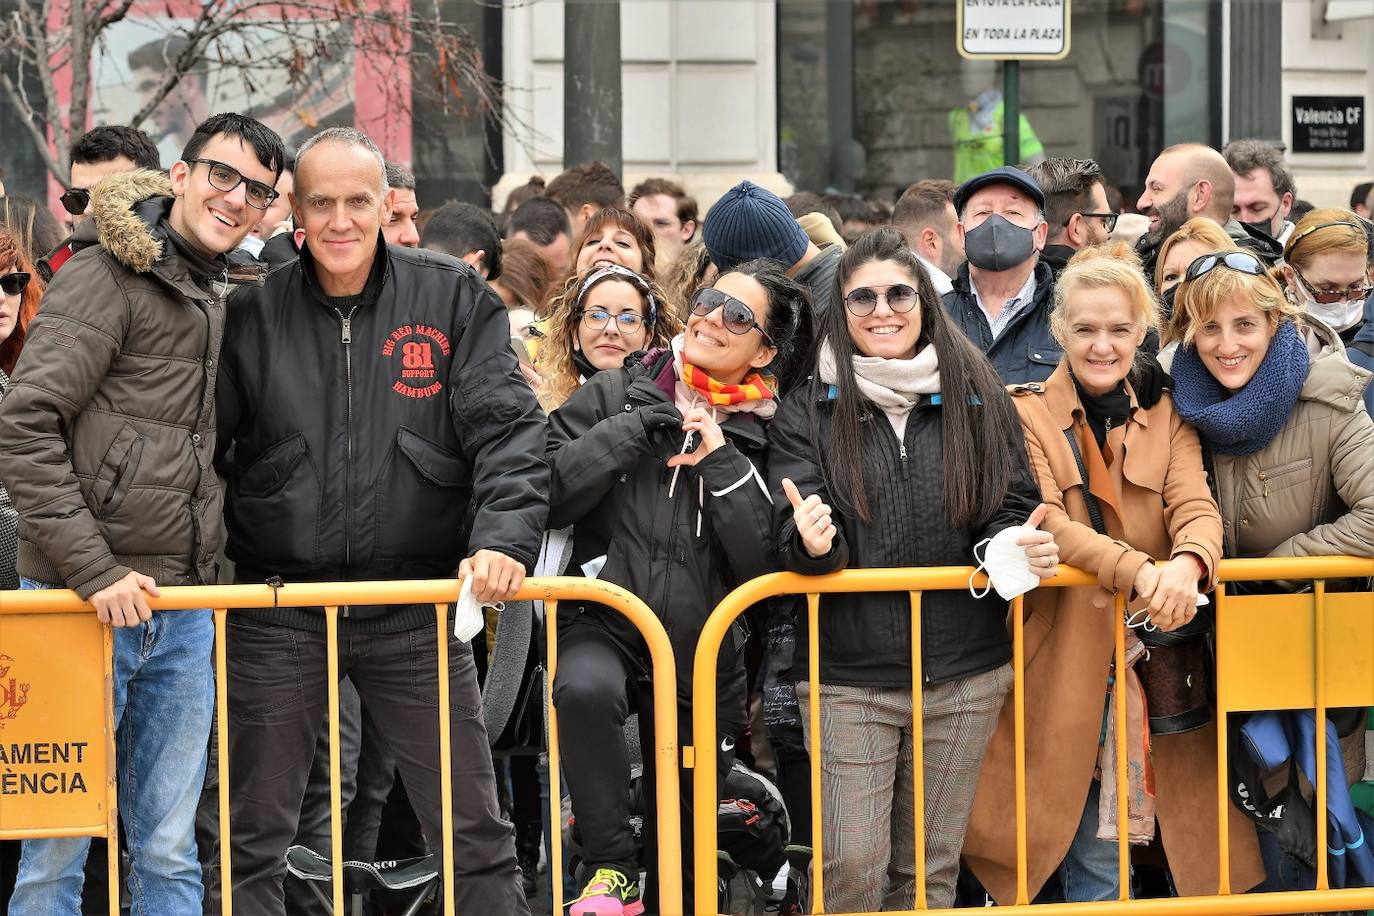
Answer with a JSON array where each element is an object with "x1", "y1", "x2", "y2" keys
[{"x1": 1063, "y1": 426, "x2": 1107, "y2": 536}]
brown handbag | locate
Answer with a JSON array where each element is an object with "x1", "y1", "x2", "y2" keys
[{"x1": 1062, "y1": 426, "x2": 1213, "y2": 735}]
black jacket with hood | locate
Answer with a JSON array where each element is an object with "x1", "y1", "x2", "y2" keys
[
  {"x1": 767, "y1": 374, "x2": 1042, "y2": 688},
  {"x1": 216, "y1": 238, "x2": 548, "y2": 631},
  {"x1": 546, "y1": 350, "x2": 777, "y2": 720}
]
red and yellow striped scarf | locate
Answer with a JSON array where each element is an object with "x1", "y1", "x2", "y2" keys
[{"x1": 679, "y1": 360, "x2": 775, "y2": 407}]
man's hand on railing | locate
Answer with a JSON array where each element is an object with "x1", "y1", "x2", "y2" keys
[
  {"x1": 459, "y1": 549, "x2": 526, "y2": 603},
  {"x1": 1015, "y1": 503, "x2": 1059, "y2": 579},
  {"x1": 88, "y1": 570, "x2": 161, "y2": 627},
  {"x1": 782, "y1": 477, "x2": 835, "y2": 559}
]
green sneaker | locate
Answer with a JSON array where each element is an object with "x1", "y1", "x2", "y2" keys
[{"x1": 568, "y1": 866, "x2": 644, "y2": 916}]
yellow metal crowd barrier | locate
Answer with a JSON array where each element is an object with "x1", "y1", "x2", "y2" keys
[
  {"x1": 0, "y1": 576, "x2": 682, "y2": 916},
  {"x1": 691, "y1": 557, "x2": 1374, "y2": 916}
]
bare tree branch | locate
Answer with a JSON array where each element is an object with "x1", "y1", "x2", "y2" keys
[{"x1": 0, "y1": 0, "x2": 541, "y2": 186}]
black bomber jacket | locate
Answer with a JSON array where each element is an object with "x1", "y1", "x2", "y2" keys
[{"x1": 215, "y1": 238, "x2": 548, "y2": 629}]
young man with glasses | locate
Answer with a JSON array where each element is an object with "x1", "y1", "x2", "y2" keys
[
  {"x1": 1027, "y1": 157, "x2": 1118, "y2": 279},
  {"x1": 0, "y1": 112, "x2": 286, "y2": 914}
]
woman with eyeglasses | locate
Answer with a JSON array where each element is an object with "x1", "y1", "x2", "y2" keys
[
  {"x1": 766, "y1": 227, "x2": 1056, "y2": 911},
  {"x1": 546, "y1": 260, "x2": 813, "y2": 916},
  {"x1": 534, "y1": 264, "x2": 680, "y2": 410},
  {"x1": 0, "y1": 226, "x2": 44, "y2": 588},
  {"x1": 963, "y1": 243, "x2": 1265, "y2": 905},
  {"x1": 1275, "y1": 209, "x2": 1372, "y2": 347},
  {"x1": 1164, "y1": 244, "x2": 1374, "y2": 896}
]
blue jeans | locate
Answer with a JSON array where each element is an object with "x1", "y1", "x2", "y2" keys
[
  {"x1": 9, "y1": 578, "x2": 214, "y2": 916},
  {"x1": 1056, "y1": 778, "x2": 1132, "y2": 902}
]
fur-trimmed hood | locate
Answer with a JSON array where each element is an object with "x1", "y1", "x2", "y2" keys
[{"x1": 70, "y1": 169, "x2": 173, "y2": 273}]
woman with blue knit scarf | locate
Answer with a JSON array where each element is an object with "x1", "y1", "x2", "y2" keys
[{"x1": 1165, "y1": 247, "x2": 1374, "y2": 895}]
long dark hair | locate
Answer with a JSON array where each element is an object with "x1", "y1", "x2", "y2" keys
[
  {"x1": 818, "y1": 227, "x2": 1022, "y2": 528},
  {"x1": 716, "y1": 258, "x2": 815, "y2": 397}
]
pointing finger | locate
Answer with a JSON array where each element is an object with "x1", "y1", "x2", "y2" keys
[{"x1": 781, "y1": 478, "x2": 805, "y2": 510}]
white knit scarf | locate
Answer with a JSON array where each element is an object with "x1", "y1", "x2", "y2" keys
[{"x1": 817, "y1": 337, "x2": 941, "y2": 440}]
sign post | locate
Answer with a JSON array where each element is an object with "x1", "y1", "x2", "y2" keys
[{"x1": 957, "y1": 0, "x2": 1072, "y2": 167}]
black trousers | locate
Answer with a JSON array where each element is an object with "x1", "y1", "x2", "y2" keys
[
  {"x1": 225, "y1": 617, "x2": 530, "y2": 916},
  {"x1": 552, "y1": 624, "x2": 738, "y2": 915}
]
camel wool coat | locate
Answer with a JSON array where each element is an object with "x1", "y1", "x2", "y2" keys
[{"x1": 962, "y1": 363, "x2": 1264, "y2": 903}]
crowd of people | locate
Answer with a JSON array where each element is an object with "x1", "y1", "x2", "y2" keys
[{"x1": 0, "y1": 115, "x2": 1371, "y2": 916}]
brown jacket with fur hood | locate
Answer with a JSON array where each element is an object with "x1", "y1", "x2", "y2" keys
[{"x1": 0, "y1": 170, "x2": 227, "y2": 598}]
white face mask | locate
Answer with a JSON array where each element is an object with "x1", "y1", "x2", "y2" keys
[
  {"x1": 453, "y1": 572, "x2": 503, "y2": 642},
  {"x1": 1304, "y1": 297, "x2": 1365, "y2": 333},
  {"x1": 969, "y1": 525, "x2": 1041, "y2": 601}
]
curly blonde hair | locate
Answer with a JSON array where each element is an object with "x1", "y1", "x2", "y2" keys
[{"x1": 536, "y1": 267, "x2": 682, "y2": 411}]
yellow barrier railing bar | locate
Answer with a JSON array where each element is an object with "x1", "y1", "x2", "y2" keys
[
  {"x1": 214, "y1": 608, "x2": 232, "y2": 916},
  {"x1": 806, "y1": 591, "x2": 824, "y2": 913},
  {"x1": 1012, "y1": 592, "x2": 1028, "y2": 906},
  {"x1": 909, "y1": 591, "x2": 927, "y2": 910},
  {"x1": 1114, "y1": 591, "x2": 1129, "y2": 900},
  {"x1": 547, "y1": 597, "x2": 564, "y2": 915},
  {"x1": 325, "y1": 605, "x2": 344, "y2": 914},
  {"x1": 691, "y1": 558, "x2": 1374, "y2": 916},
  {"x1": 102, "y1": 625, "x2": 118, "y2": 916},
  {"x1": 1314, "y1": 580, "x2": 1328, "y2": 893},
  {"x1": 1214, "y1": 582, "x2": 1231, "y2": 896},
  {"x1": 0, "y1": 576, "x2": 680, "y2": 916},
  {"x1": 435, "y1": 602, "x2": 457, "y2": 916}
]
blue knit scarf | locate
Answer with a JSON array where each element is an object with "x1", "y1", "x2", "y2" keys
[{"x1": 1171, "y1": 320, "x2": 1309, "y2": 456}]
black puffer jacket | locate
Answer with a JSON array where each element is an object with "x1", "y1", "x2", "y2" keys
[
  {"x1": 546, "y1": 351, "x2": 777, "y2": 716},
  {"x1": 942, "y1": 260, "x2": 1060, "y2": 385},
  {"x1": 767, "y1": 375, "x2": 1041, "y2": 687},
  {"x1": 216, "y1": 238, "x2": 548, "y2": 629}
]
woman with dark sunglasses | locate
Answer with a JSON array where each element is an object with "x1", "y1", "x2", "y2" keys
[
  {"x1": 766, "y1": 227, "x2": 1056, "y2": 911},
  {"x1": 0, "y1": 226, "x2": 44, "y2": 589},
  {"x1": 1275, "y1": 208, "x2": 1372, "y2": 346},
  {"x1": 546, "y1": 259, "x2": 812, "y2": 915},
  {"x1": 534, "y1": 264, "x2": 680, "y2": 411},
  {"x1": 1165, "y1": 239, "x2": 1374, "y2": 898}
]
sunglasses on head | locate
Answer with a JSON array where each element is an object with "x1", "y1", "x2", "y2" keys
[
  {"x1": 0, "y1": 272, "x2": 31, "y2": 297},
  {"x1": 1183, "y1": 250, "x2": 1266, "y2": 283},
  {"x1": 844, "y1": 283, "x2": 918, "y2": 317},
  {"x1": 60, "y1": 187, "x2": 91, "y2": 217},
  {"x1": 690, "y1": 287, "x2": 774, "y2": 346}
]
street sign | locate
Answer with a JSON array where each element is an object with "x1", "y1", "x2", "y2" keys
[
  {"x1": 0, "y1": 613, "x2": 111, "y2": 838},
  {"x1": 958, "y1": 0, "x2": 1072, "y2": 61},
  {"x1": 1291, "y1": 96, "x2": 1365, "y2": 153}
]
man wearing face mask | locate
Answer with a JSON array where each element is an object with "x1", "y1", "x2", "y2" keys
[
  {"x1": 1223, "y1": 139, "x2": 1297, "y2": 245},
  {"x1": 942, "y1": 167, "x2": 1059, "y2": 384}
]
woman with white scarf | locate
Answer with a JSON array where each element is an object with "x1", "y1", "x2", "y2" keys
[{"x1": 767, "y1": 227, "x2": 1057, "y2": 911}]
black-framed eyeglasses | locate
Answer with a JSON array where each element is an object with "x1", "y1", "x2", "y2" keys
[
  {"x1": 1292, "y1": 268, "x2": 1373, "y2": 306},
  {"x1": 59, "y1": 187, "x2": 91, "y2": 217},
  {"x1": 1073, "y1": 212, "x2": 1119, "y2": 233},
  {"x1": 185, "y1": 158, "x2": 280, "y2": 210},
  {"x1": 579, "y1": 308, "x2": 646, "y2": 333},
  {"x1": 844, "y1": 283, "x2": 918, "y2": 317},
  {"x1": 690, "y1": 287, "x2": 774, "y2": 346},
  {"x1": 1183, "y1": 250, "x2": 1266, "y2": 283},
  {"x1": 0, "y1": 272, "x2": 31, "y2": 297}
]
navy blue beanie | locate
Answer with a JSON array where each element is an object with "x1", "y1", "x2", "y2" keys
[{"x1": 703, "y1": 181, "x2": 810, "y2": 272}]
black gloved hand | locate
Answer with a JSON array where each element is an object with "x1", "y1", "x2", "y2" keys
[
  {"x1": 1130, "y1": 352, "x2": 1172, "y2": 411},
  {"x1": 637, "y1": 402, "x2": 685, "y2": 458}
]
